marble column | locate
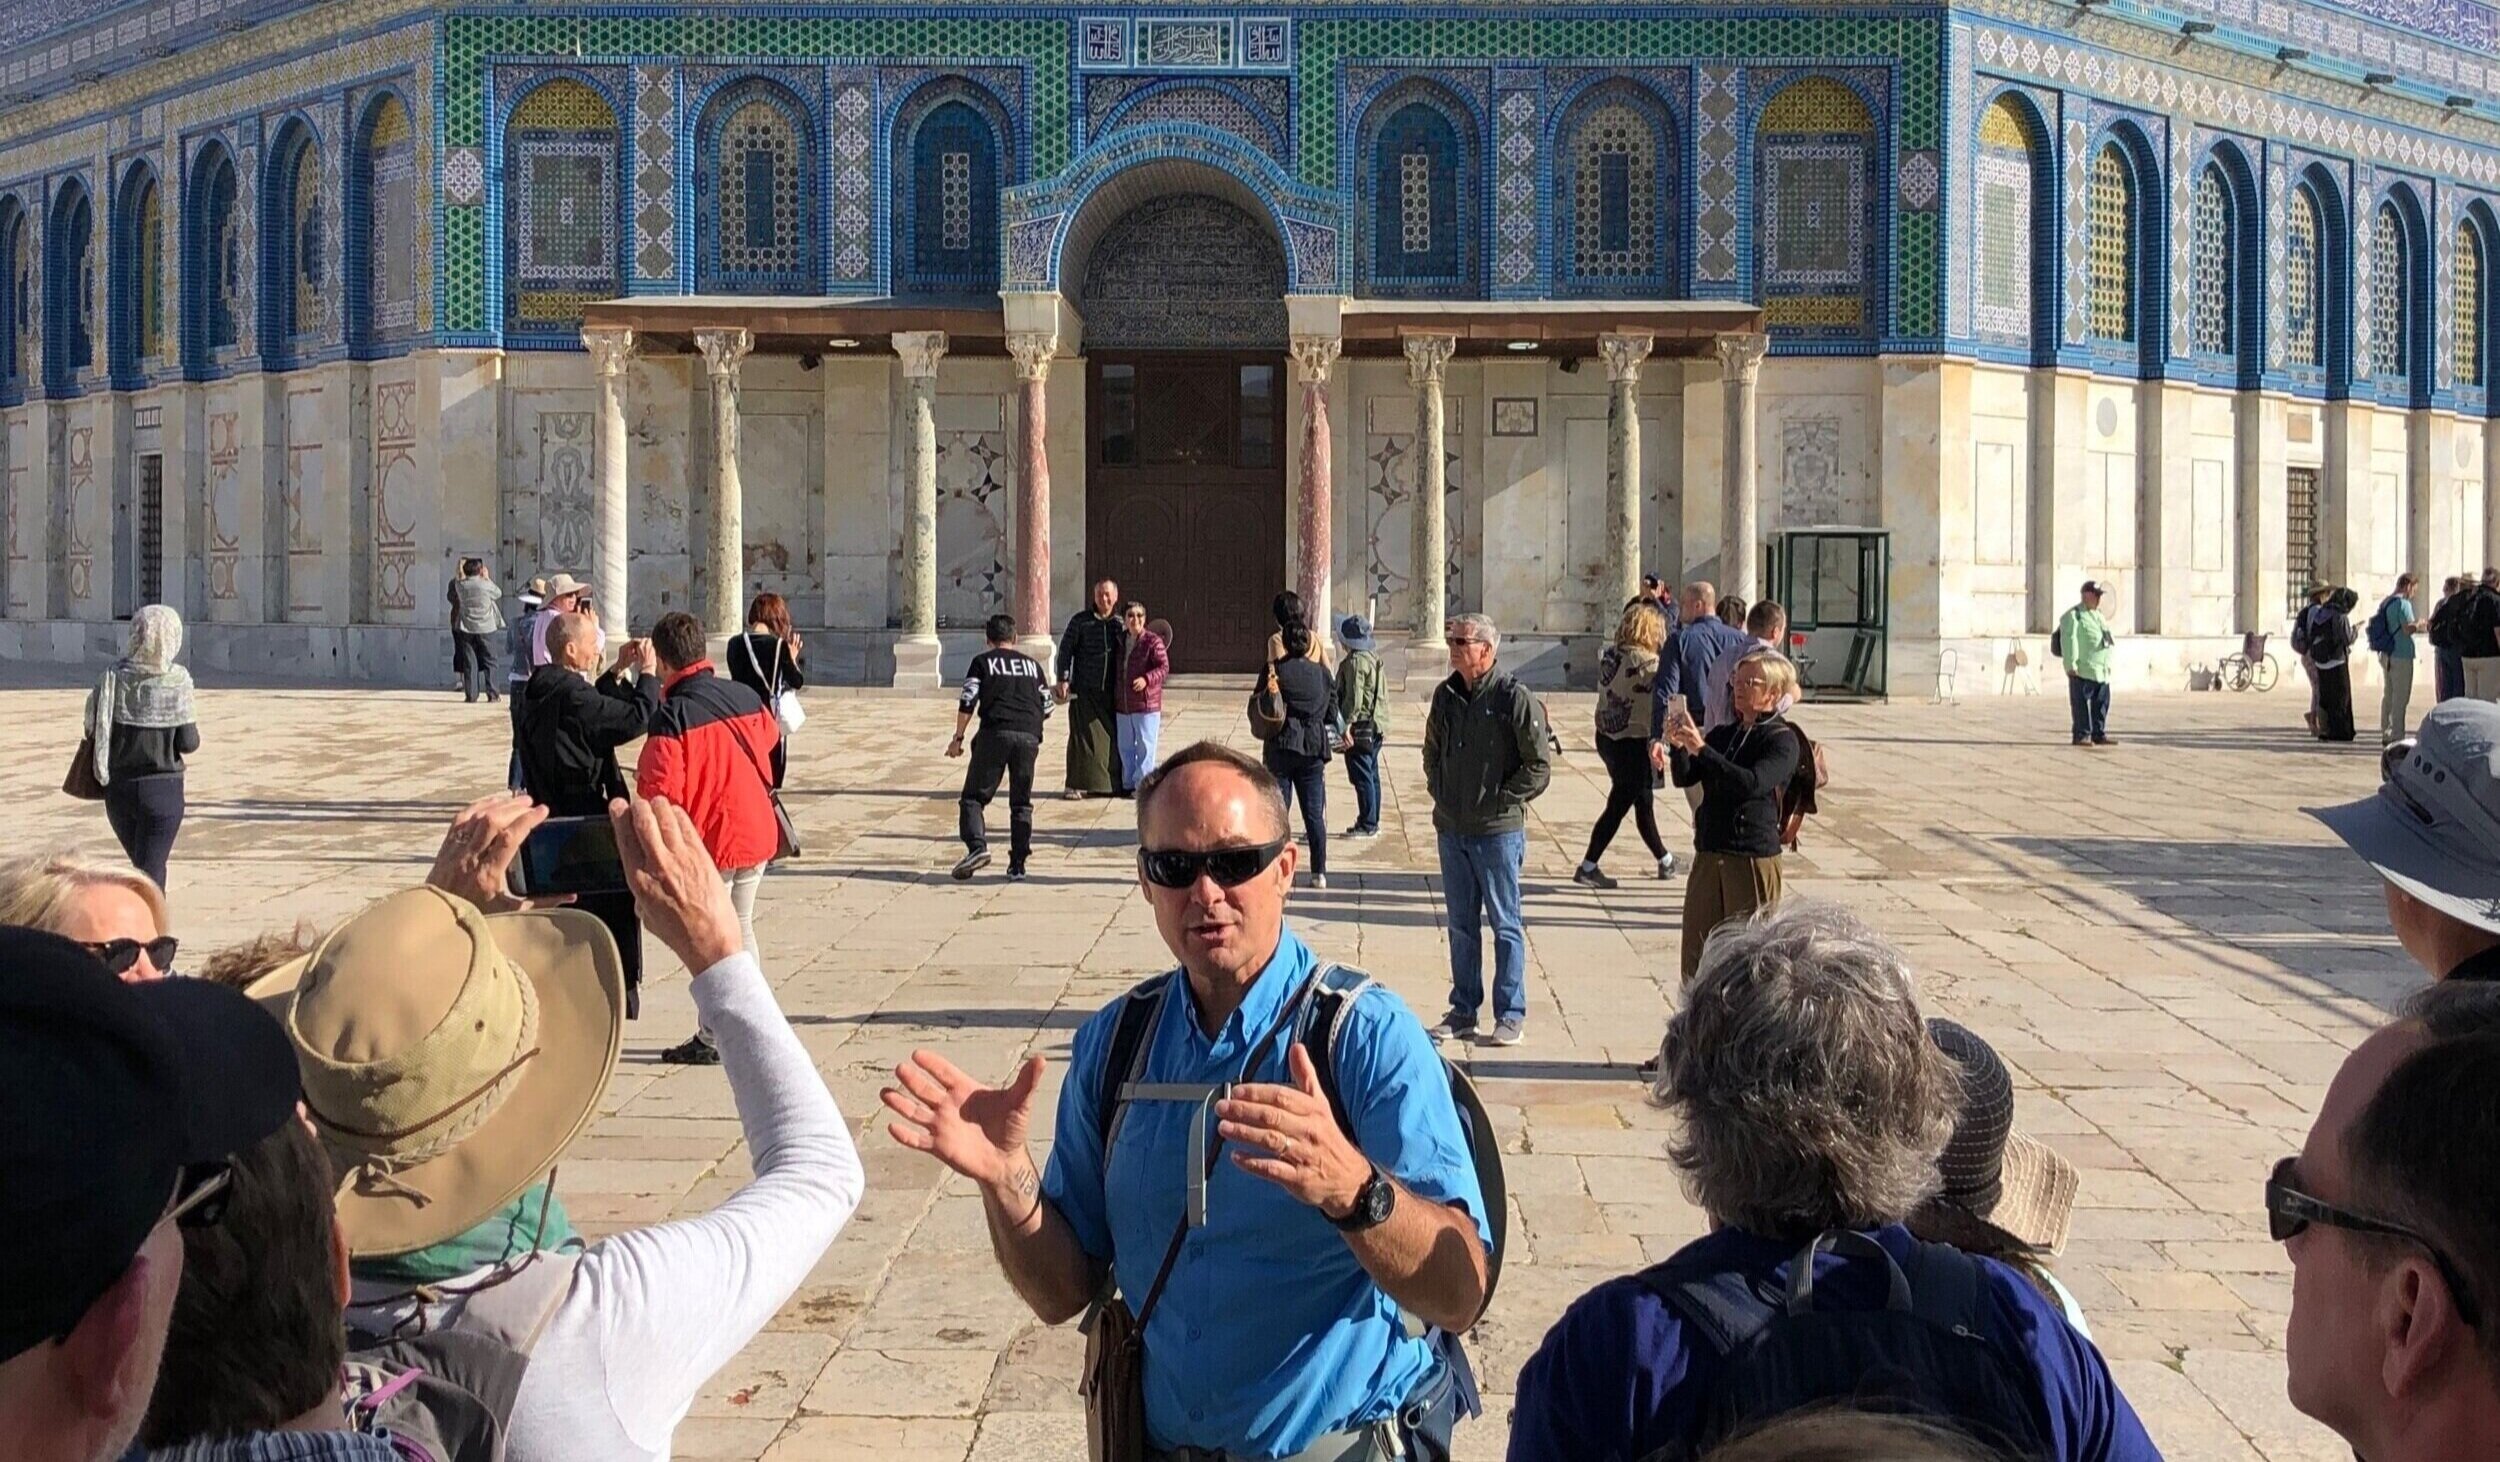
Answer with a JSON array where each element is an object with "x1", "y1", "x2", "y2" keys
[
  {"x1": 1599, "y1": 332, "x2": 1654, "y2": 618},
  {"x1": 1006, "y1": 329, "x2": 1056, "y2": 647},
  {"x1": 1404, "y1": 332, "x2": 1458, "y2": 649},
  {"x1": 1715, "y1": 331, "x2": 1770, "y2": 603},
  {"x1": 581, "y1": 325, "x2": 634, "y2": 640},
  {"x1": 893, "y1": 330, "x2": 949, "y2": 679},
  {"x1": 692, "y1": 327, "x2": 753, "y2": 637},
  {"x1": 1291, "y1": 333, "x2": 1343, "y2": 632}
]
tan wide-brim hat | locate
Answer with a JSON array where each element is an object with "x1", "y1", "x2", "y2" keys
[
  {"x1": 544, "y1": 573, "x2": 588, "y2": 598},
  {"x1": 1970, "y1": 1131, "x2": 2080, "y2": 1255},
  {"x1": 248, "y1": 886, "x2": 624, "y2": 1257}
]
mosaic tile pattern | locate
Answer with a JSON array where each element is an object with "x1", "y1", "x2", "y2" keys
[
  {"x1": 2353, "y1": 163, "x2": 2378, "y2": 379},
  {"x1": 1755, "y1": 76, "x2": 1877, "y2": 338},
  {"x1": 1556, "y1": 81, "x2": 1671, "y2": 296},
  {"x1": 1358, "y1": 84, "x2": 1472, "y2": 296},
  {"x1": 2190, "y1": 164, "x2": 2234, "y2": 358},
  {"x1": 632, "y1": 64, "x2": 677, "y2": 285},
  {"x1": 1974, "y1": 93, "x2": 2037, "y2": 347},
  {"x1": 1077, "y1": 193, "x2": 1285, "y2": 349},
  {"x1": 2087, "y1": 144, "x2": 2134, "y2": 344},
  {"x1": 697, "y1": 79, "x2": 815, "y2": 293},
  {"x1": 2286, "y1": 182, "x2": 2323, "y2": 369},
  {"x1": 45, "y1": 181, "x2": 94, "y2": 388},
  {"x1": 1491, "y1": 75, "x2": 1539, "y2": 293},
  {"x1": 2266, "y1": 147, "x2": 2291, "y2": 371},
  {"x1": 506, "y1": 77, "x2": 619, "y2": 331},
  {"x1": 2167, "y1": 125, "x2": 2193, "y2": 361},
  {"x1": 1099, "y1": 82, "x2": 1286, "y2": 164},
  {"x1": 2062, "y1": 116, "x2": 2090, "y2": 345},
  {"x1": 2457, "y1": 219, "x2": 2484, "y2": 388},
  {"x1": 828, "y1": 73, "x2": 874, "y2": 286},
  {"x1": 2436, "y1": 187, "x2": 2457, "y2": 393},
  {"x1": 2369, "y1": 200, "x2": 2407, "y2": 380},
  {"x1": 365, "y1": 95, "x2": 419, "y2": 340},
  {"x1": 1693, "y1": 66, "x2": 1742, "y2": 286},
  {"x1": 895, "y1": 78, "x2": 1012, "y2": 294}
]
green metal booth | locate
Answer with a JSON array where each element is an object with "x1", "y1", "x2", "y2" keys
[{"x1": 1770, "y1": 527, "x2": 1891, "y2": 700}]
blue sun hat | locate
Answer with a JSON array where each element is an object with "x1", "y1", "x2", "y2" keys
[{"x1": 1338, "y1": 615, "x2": 1377, "y2": 653}]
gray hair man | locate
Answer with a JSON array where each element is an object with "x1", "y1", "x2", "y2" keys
[
  {"x1": 2278, "y1": 985, "x2": 2500, "y2": 1461},
  {"x1": 2308, "y1": 698, "x2": 2500, "y2": 982},
  {"x1": 1510, "y1": 902, "x2": 2159, "y2": 1462},
  {"x1": 1421, "y1": 613, "x2": 1551, "y2": 1047},
  {"x1": 885, "y1": 741, "x2": 1491, "y2": 1461}
]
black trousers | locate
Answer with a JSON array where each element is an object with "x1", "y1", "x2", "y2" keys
[
  {"x1": 960, "y1": 731, "x2": 1039, "y2": 863},
  {"x1": 1584, "y1": 734, "x2": 1667, "y2": 865},
  {"x1": 453, "y1": 630, "x2": 500, "y2": 700},
  {"x1": 104, "y1": 772, "x2": 185, "y2": 889}
]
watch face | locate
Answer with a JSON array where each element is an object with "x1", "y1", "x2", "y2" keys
[{"x1": 1361, "y1": 1171, "x2": 1395, "y2": 1224}]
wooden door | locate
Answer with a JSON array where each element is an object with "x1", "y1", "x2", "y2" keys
[{"x1": 1087, "y1": 353, "x2": 1286, "y2": 673}]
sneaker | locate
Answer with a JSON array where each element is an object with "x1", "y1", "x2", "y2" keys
[
  {"x1": 1573, "y1": 863, "x2": 1617, "y2": 890},
  {"x1": 1428, "y1": 1011, "x2": 1477, "y2": 1043},
  {"x1": 2072, "y1": 738, "x2": 2090, "y2": 747},
  {"x1": 1008, "y1": 863, "x2": 1028, "y2": 881},
  {"x1": 1485, "y1": 1017, "x2": 1526, "y2": 1047},
  {"x1": 2091, "y1": 736, "x2": 2117, "y2": 746},
  {"x1": 1308, "y1": 872, "x2": 1329, "y2": 890},
  {"x1": 659, "y1": 1034, "x2": 720, "y2": 1066},
  {"x1": 952, "y1": 849, "x2": 991, "y2": 881},
  {"x1": 1656, "y1": 853, "x2": 1679, "y2": 880}
]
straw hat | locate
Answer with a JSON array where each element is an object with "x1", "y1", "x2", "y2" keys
[
  {"x1": 1922, "y1": 1018, "x2": 2078, "y2": 1254},
  {"x1": 248, "y1": 887, "x2": 625, "y2": 1257},
  {"x1": 544, "y1": 573, "x2": 589, "y2": 599}
]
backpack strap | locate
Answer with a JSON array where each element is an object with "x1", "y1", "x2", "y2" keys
[
  {"x1": 1635, "y1": 1262, "x2": 1780, "y2": 1359},
  {"x1": 1094, "y1": 974, "x2": 1170, "y2": 1155},
  {"x1": 1294, "y1": 962, "x2": 1376, "y2": 1140},
  {"x1": 1784, "y1": 1229, "x2": 1914, "y2": 1315},
  {"x1": 1895, "y1": 1238, "x2": 1993, "y2": 1336}
]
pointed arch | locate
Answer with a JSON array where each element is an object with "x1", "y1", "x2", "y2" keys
[
  {"x1": 1753, "y1": 74, "x2": 1878, "y2": 341},
  {"x1": 2194, "y1": 141, "x2": 2263, "y2": 381},
  {"x1": 185, "y1": 140, "x2": 244, "y2": 373},
  {"x1": 2461, "y1": 202, "x2": 2498, "y2": 395},
  {"x1": 0, "y1": 196, "x2": 28, "y2": 400},
  {"x1": 1356, "y1": 80, "x2": 1480, "y2": 298},
  {"x1": 503, "y1": 75, "x2": 622, "y2": 337},
  {"x1": 2288, "y1": 163, "x2": 2351, "y2": 393},
  {"x1": 1974, "y1": 88, "x2": 2054, "y2": 356},
  {"x1": 1552, "y1": 78, "x2": 1677, "y2": 298},
  {"x1": 258, "y1": 117, "x2": 324, "y2": 364},
  {"x1": 350, "y1": 91, "x2": 420, "y2": 351},
  {"x1": 112, "y1": 162, "x2": 164, "y2": 384},
  {"x1": 893, "y1": 78, "x2": 1013, "y2": 295},
  {"x1": 2370, "y1": 184, "x2": 2432, "y2": 400},
  {"x1": 2086, "y1": 143, "x2": 2137, "y2": 346},
  {"x1": 44, "y1": 177, "x2": 95, "y2": 393},
  {"x1": 694, "y1": 77, "x2": 817, "y2": 295}
]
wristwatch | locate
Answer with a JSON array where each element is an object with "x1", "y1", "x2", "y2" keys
[{"x1": 1330, "y1": 1164, "x2": 1396, "y2": 1232}]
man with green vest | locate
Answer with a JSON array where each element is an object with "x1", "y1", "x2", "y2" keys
[{"x1": 2057, "y1": 580, "x2": 2116, "y2": 747}]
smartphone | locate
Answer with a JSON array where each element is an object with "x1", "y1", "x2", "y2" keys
[{"x1": 509, "y1": 815, "x2": 628, "y2": 898}]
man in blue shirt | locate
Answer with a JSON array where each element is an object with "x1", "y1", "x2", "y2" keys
[
  {"x1": 885, "y1": 740, "x2": 1490, "y2": 1461},
  {"x1": 1511, "y1": 901, "x2": 2160, "y2": 1462},
  {"x1": 1649, "y1": 581, "x2": 1753, "y2": 795}
]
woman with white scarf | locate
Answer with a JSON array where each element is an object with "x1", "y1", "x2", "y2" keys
[{"x1": 82, "y1": 604, "x2": 200, "y2": 887}]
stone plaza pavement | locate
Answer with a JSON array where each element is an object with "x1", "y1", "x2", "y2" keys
[{"x1": 0, "y1": 672, "x2": 2407, "y2": 1462}]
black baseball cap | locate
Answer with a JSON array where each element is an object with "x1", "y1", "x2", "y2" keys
[{"x1": 0, "y1": 926, "x2": 300, "y2": 1362}]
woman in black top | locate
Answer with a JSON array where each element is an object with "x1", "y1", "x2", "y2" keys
[
  {"x1": 82, "y1": 604, "x2": 201, "y2": 889},
  {"x1": 1262, "y1": 618, "x2": 1339, "y2": 888},
  {"x1": 1666, "y1": 650, "x2": 1802, "y2": 985},
  {"x1": 724, "y1": 590, "x2": 805, "y2": 787}
]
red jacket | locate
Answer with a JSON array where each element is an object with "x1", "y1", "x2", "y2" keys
[
  {"x1": 1118, "y1": 630, "x2": 1169, "y2": 714},
  {"x1": 636, "y1": 662, "x2": 783, "y2": 872}
]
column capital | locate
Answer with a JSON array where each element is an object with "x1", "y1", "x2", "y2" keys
[
  {"x1": 1599, "y1": 331, "x2": 1654, "y2": 384},
  {"x1": 1290, "y1": 334, "x2": 1343, "y2": 385},
  {"x1": 894, "y1": 329, "x2": 950, "y2": 379},
  {"x1": 1403, "y1": 331, "x2": 1458, "y2": 386},
  {"x1": 581, "y1": 324, "x2": 636, "y2": 377},
  {"x1": 1005, "y1": 330, "x2": 1058, "y2": 382},
  {"x1": 693, "y1": 327, "x2": 753, "y2": 378},
  {"x1": 1714, "y1": 330, "x2": 1770, "y2": 383}
]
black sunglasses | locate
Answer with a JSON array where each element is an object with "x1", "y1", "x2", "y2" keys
[
  {"x1": 2267, "y1": 1157, "x2": 2480, "y2": 1328},
  {"x1": 81, "y1": 936, "x2": 179, "y2": 977},
  {"x1": 1139, "y1": 839, "x2": 1288, "y2": 890}
]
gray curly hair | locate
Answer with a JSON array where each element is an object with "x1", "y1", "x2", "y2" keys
[{"x1": 1656, "y1": 900, "x2": 1956, "y2": 1237}]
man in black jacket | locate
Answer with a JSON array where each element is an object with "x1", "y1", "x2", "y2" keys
[
  {"x1": 950, "y1": 613, "x2": 1052, "y2": 880},
  {"x1": 518, "y1": 609, "x2": 660, "y2": 1012},
  {"x1": 1421, "y1": 613, "x2": 1552, "y2": 1047},
  {"x1": 1054, "y1": 578, "x2": 1127, "y2": 798},
  {"x1": 2463, "y1": 569, "x2": 2500, "y2": 702}
]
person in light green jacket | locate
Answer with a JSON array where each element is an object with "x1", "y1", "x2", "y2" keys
[
  {"x1": 1334, "y1": 615, "x2": 1386, "y2": 836},
  {"x1": 2057, "y1": 581, "x2": 2116, "y2": 747}
]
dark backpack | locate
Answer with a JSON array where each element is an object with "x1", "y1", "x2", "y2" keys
[
  {"x1": 1094, "y1": 966, "x2": 1508, "y2": 1405},
  {"x1": 2366, "y1": 596, "x2": 2402, "y2": 655},
  {"x1": 1629, "y1": 1231, "x2": 2052, "y2": 1462},
  {"x1": 2290, "y1": 606, "x2": 2313, "y2": 656},
  {"x1": 343, "y1": 1327, "x2": 531, "y2": 1462}
]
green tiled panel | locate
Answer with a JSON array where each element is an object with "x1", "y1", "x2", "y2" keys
[
  {"x1": 1896, "y1": 210, "x2": 1937, "y2": 337},
  {"x1": 444, "y1": 205, "x2": 483, "y2": 330}
]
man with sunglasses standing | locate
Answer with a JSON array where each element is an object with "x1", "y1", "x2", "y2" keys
[
  {"x1": 2277, "y1": 1008, "x2": 2500, "y2": 1459},
  {"x1": 0, "y1": 926, "x2": 301, "y2": 1462},
  {"x1": 2308, "y1": 698, "x2": 2500, "y2": 983},
  {"x1": 885, "y1": 741, "x2": 1492, "y2": 1462}
]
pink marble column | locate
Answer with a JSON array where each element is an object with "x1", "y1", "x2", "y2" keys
[
  {"x1": 1291, "y1": 334, "x2": 1342, "y2": 628},
  {"x1": 1008, "y1": 330, "x2": 1057, "y2": 641}
]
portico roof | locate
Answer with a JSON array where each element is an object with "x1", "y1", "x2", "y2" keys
[
  {"x1": 1332, "y1": 298, "x2": 1764, "y2": 358},
  {"x1": 578, "y1": 294, "x2": 1009, "y2": 358}
]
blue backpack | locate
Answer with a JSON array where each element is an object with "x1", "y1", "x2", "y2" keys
[{"x1": 2366, "y1": 596, "x2": 2402, "y2": 655}]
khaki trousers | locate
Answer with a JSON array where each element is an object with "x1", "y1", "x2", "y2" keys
[{"x1": 1680, "y1": 850, "x2": 1785, "y2": 985}]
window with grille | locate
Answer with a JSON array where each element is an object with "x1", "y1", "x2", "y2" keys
[
  {"x1": 2371, "y1": 204, "x2": 2408, "y2": 381},
  {"x1": 2087, "y1": 145, "x2": 2135, "y2": 345},
  {"x1": 2190, "y1": 165, "x2": 2235, "y2": 358},
  {"x1": 1564, "y1": 96, "x2": 1661, "y2": 288},
  {"x1": 1368, "y1": 96, "x2": 1466, "y2": 293},
  {"x1": 1974, "y1": 95, "x2": 2037, "y2": 347},
  {"x1": 2287, "y1": 187, "x2": 2322, "y2": 369},
  {"x1": 137, "y1": 455, "x2": 163, "y2": 607},
  {"x1": 505, "y1": 79, "x2": 620, "y2": 331},
  {"x1": 2461, "y1": 224, "x2": 2486, "y2": 390},
  {"x1": 2286, "y1": 467, "x2": 2319, "y2": 618},
  {"x1": 905, "y1": 97, "x2": 1000, "y2": 293}
]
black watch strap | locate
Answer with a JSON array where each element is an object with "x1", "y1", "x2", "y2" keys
[{"x1": 1330, "y1": 1164, "x2": 1395, "y2": 1232}]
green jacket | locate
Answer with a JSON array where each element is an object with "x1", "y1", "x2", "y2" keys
[
  {"x1": 2058, "y1": 605, "x2": 2114, "y2": 682},
  {"x1": 1335, "y1": 648, "x2": 1386, "y2": 734},
  {"x1": 1422, "y1": 667, "x2": 1552, "y2": 836}
]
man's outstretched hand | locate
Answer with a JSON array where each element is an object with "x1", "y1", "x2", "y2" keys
[{"x1": 884, "y1": 1051, "x2": 1047, "y2": 1194}]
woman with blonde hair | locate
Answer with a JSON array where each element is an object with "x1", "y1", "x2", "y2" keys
[
  {"x1": 1664, "y1": 650, "x2": 1803, "y2": 984},
  {"x1": 0, "y1": 852, "x2": 178, "y2": 981},
  {"x1": 82, "y1": 603, "x2": 200, "y2": 887},
  {"x1": 1576, "y1": 601, "x2": 1675, "y2": 888}
]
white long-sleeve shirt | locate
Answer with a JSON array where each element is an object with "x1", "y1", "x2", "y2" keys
[{"x1": 349, "y1": 952, "x2": 863, "y2": 1462}]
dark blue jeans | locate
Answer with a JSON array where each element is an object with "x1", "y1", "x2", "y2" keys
[
  {"x1": 1343, "y1": 744, "x2": 1381, "y2": 831},
  {"x1": 1438, "y1": 829, "x2": 1527, "y2": 1024},
  {"x1": 2438, "y1": 646, "x2": 2465, "y2": 703},
  {"x1": 1270, "y1": 756, "x2": 1328, "y2": 874},
  {"x1": 2067, "y1": 675, "x2": 2110, "y2": 742}
]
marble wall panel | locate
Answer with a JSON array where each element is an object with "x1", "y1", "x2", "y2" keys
[
  {"x1": 1361, "y1": 377, "x2": 1466, "y2": 630},
  {"x1": 934, "y1": 389, "x2": 1010, "y2": 630},
  {"x1": 628, "y1": 354, "x2": 693, "y2": 625},
  {"x1": 369, "y1": 369, "x2": 420, "y2": 618},
  {"x1": 739, "y1": 387, "x2": 822, "y2": 622},
  {"x1": 2, "y1": 410, "x2": 25, "y2": 615}
]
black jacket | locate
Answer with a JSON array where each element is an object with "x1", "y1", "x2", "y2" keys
[
  {"x1": 517, "y1": 664, "x2": 660, "y2": 816},
  {"x1": 725, "y1": 631, "x2": 806, "y2": 702},
  {"x1": 1055, "y1": 611, "x2": 1127, "y2": 698},
  {"x1": 2462, "y1": 586, "x2": 2500, "y2": 660},
  {"x1": 1262, "y1": 656, "x2": 1337, "y2": 768},
  {"x1": 1422, "y1": 669, "x2": 1553, "y2": 836},
  {"x1": 961, "y1": 646, "x2": 1050, "y2": 738},
  {"x1": 107, "y1": 722, "x2": 199, "y2": 780},
  {"x1": 2429, "y1": 591, "x2": 2462, "y2": 652},
  {"x1": 1672, "y1": 714, "x2": 1804, "y2": 858}
]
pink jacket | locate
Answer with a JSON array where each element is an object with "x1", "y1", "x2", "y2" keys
[{"x1": 1118, "y1": 631, "x2": 1169, "y2": 714}]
